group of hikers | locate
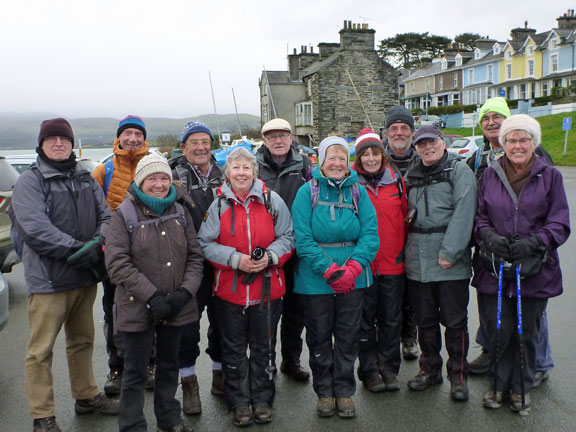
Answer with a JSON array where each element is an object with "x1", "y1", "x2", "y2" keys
[{"x1": 11, "y1": 96, "x2": 570, "y2": 432}]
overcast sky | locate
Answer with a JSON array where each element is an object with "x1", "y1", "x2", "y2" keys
[{"x1": 0, "y1": 0, "x2": 571, "y2": 119}]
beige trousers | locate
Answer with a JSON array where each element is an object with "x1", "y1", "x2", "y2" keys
[{"x1": 25, "y1": 285, "x2": 100, "y2": 419}]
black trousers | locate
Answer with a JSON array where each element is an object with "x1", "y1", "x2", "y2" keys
[
  {"x1": 481, "y1": 291, "x2": 547, "y2": 393},
  {"x1": 401, "y1": 277, "x2": 418, "y2": 343},
  {"x1": 409, "y1": 279, "x2": 470, "y2": 380},
  {"x1": 280, "y1": 257, "x2": 305, "y2": 364},
  {"x1": 358, "y1": 274, "x2": 404, "y2": 377},
  {"x1": 216, "y1": 297, "x2": 282, "y2": 410},
  {"x1": 119, "y1": 325, "x2": 185, "y2": 432},
  {"x1": 179, "y1": 277, "x2": 222, "y2": 367},
  {"x1": 303, "y1": 289, "x2": 364, "y2": 398},
  {"x1": 102, "y1": 277, "x2": 126, "y2": 371}
]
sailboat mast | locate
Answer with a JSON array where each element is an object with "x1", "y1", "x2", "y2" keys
[
  {"x1": 231, "y1": 87, "x2": 243, "y2": 137},
  {"x1": 208, "y1": 71, "x2": 222, "y2": 143}
]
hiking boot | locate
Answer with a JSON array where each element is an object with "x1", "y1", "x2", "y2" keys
[
  {"x1": 407, "y1": 371, "x2": 443, "y2": 391},
  {"x1": 280, "y1": 360, "x2": 310, "y2": 382},
  {"x1": 382, "y1": 373, "x2": 400, "y2": 391},
  {"x1": 482, "y1": 390, "x2": 508, "y2": 409},
  {"x1": 33, "y1": 416, "x2": 62, "y2": 432},
  {"x1": 157, "y1": 423, "x2": 193, "y2": 432},
  {"x1": 253, "y1": 406, "x2": 272, "y2": 424},
  {"x1": 510, "y1": 392, "x2": 531, "y2": 414},
  {"x1": 104, "y1": 369, "x2": 122, "y2": 396},
  {"x1": 363, "y1": 374, "x2": 386, "y2": 393},
  {"x1": 233, "y1": 405, "x2": 253, "y2": 427},
  {"x1": 533, "y1": 371, "x2": 549, "y2": 388},
  {"x1": 182, "y1": 375, "x2": 202, "y2": 415},
  {"x1": 469, "y1": 349, "x2": 491, "y2": 375},
  {"x1": 211, "y1": 370, "x2": 224, "y2": 396},
  {"x1": 402, "y1": 340, "x2": 419, "y2": 361},
  {"x1": 75, "y1": 392, "x2": 119, "y2": 415},
  {"x1": 335, "y1": 397, "x2": 356, "y2": 418},
  {"x1": 316, "y1": 397, "x2": 335, "y2": 418},
  {"x1": 145, "y1": 364, "x2": 155, "y2": 391},
  {"x1": 450, "y1": 379, "x2": 469, "y2": 402}
]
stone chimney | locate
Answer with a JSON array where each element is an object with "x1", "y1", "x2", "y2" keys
[
  {"x1": 557, "y1": 9, "x2": 576, "y2": 29},
  {"x1": 288, "y1": 46, "x2": 319, "y2": 81},
  {"x1": 318, "y1": 42, "x2": 340, "y2": 60},
  {"x1": 339, "y1": 19, "x2": 376, "y2": 51},
  {"x1": 474, "y1": 37, "x2": 498, "y2": 51},
  {"x1": 510, "y1": 22, "x2": 536, "y2": 42}
]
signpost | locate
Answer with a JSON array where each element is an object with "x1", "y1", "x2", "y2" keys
[{"x1": 562, "y1": 117, "x2": 572, "y2": 156}]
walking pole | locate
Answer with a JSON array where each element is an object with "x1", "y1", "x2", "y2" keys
[
  {"x1": 493, "y1": 261, "x2": 504, "y2": 399},
  {"x1": 262, "y1": 269, "x2": 275, "y2": 380},
  {"x1": 516, "y1": 264, "x2": 527, "y2": 412}
]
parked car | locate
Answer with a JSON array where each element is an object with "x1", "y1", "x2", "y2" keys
[
  {"x1": 442, "y1": 135, "x2": 463, "y2": 147},
  {"x1": 0, "y1": 156, "x2": 20, "y2": 273},
  {"x1": 419, "y1": 115, "x2": 446, "y2": 128},
  {"x1": 446, "y1": 136, "x2": 483, "y2": 160},
  {"x1": 0, "y1": 271, "x2": 8, "y2": 331},
  {"x1": 6, "y1": 154, "x2": 98, "y2": 173}
]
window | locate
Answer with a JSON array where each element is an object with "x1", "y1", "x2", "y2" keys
[
  {"x1": 520, "y1": 84, "x2": 526, "y2": 99},
  {"x1": 468, "y1": 69, "x2": 474, "y2": 85},
  {"x1": 487, "y1": 64, "x2": 494, "y2": 82},
  {"x1": 441, "y1": 58, "x2": 447, "y2": 70},
  {"x1": 261, "y1": 105, "x2": 269, "y2": 124},
  {"x1": 551, "y1": 54, "x2": 559, "y2": 72},
  {"x1": 411, "y1": 82, "x2": 415, "y2": 94},
  {"x1": 493, "y1": 44, "x2": 501, "y2": 55},
  {"x1": 455, "y1": 54, "x2": 462, "y2": 67},
  {"x1": 463, "y1": 90, "x2": 469, "y2": 105},
  {"x1": 527, "y1": 45, "x2": 534, "y2": 56},
  {"x1": 542, "y1": 82, "x2": 548, "y2": 96},
  {"x1": 505, "y1": 63, "x2": 512, "y2": 80},
  {"x1": 454, "y1": 73, "x2": 458, "y2": 87},
  {"x1": 527, "y1": 59, "x2": 534, "y2": 76},
  {"x1": 439, "y1": 76, "x2": 443, "y2": 90},
  {"x1": 295, "y1": 102, "x2": 313, "y2": 126},
  {"x1": 474, "y1": 48, "x2": 481, "y2": 60},
  {"x1": 452, "y1": 93, "x2": 460, "y2": 104},
  {"x1": 505, "y1": 50, "x2": 512, "y2": 60},
  {"x1": 549, "y1": 38, "x2": 558, "y2": 50}
]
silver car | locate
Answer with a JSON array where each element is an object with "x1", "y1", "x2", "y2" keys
[{"x1": 0, "y1": 271, "x2": 8, "y2": 330}]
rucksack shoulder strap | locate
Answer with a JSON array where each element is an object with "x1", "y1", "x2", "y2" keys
[{"x1": 103, "y1": 159, "x2": 114, "y2": 197}]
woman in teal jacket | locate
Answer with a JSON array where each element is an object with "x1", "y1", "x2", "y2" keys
[{"x1": 292, "y1": 136, "x2": 378, "y2": 419}]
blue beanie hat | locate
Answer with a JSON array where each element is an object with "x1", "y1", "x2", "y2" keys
[
  {"x1": 181, "y1": 121, "x2": 214, "y2": 143},
  {"x1": 117, "y1": 115, "x2": 146, "y2": 139}
]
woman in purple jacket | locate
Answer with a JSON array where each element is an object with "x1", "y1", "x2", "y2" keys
[{"x1": 472, "y1": 115, "x2": 570, "y2": 414}]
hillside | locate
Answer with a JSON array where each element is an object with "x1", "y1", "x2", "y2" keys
[{"x1": 0, "y1": 113, "x2": 261, "y2": 149}]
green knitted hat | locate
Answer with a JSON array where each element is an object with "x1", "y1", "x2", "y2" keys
[{"x1": 478, "y1": 97, "x2": 511, "y2": 126}]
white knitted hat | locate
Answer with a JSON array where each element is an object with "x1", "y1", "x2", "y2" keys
[
  {"x1": 134, "y1": 153, "x2": 172, "y2": 188},
  {"x1": 499, "y1": 114, "x2": 541, "y2": 147},
  {"x1": 318, "y1": 136, "x2": 349, "y2": 167}
]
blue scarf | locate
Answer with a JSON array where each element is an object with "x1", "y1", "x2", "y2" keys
[{"x1": 133, "y1": 183, "x2": 177, "y2": 215}]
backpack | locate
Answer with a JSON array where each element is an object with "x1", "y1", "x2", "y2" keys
[
  {"x1": 8, "y1": 166, "x2": 51, "y2": 258},
  {"x1": 309, "y1": 178, "x2": 360, "y2": 221},
  {"x1": 404, "y1": 158, "x2": 459, "y2": 190},
  {"x1": 103, "y1": 159, "x2": 114, "y2": 197},
  {"x1": 117, "y1": 198, "x2": 187, "y2": 240},
  {"x1": 215, "y1": 189, "x2": 277, "y2": 235}
]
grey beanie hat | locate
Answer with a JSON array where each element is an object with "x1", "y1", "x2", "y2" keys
[
  {"x1": 134, "y1": 153, "x2": 173, "y2": 188},
  {"x1": 385, "y1": 106, "x2": 415, "y2": 129},
  {"x1": 499, "y1": 114, "x2": 541, "y2": 148},
  {"x1": 318, "y1": 136, "x2": 349, "y2": 167}
]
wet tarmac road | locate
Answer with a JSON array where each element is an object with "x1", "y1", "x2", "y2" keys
[{"x1": 1, "y1": 168, "x2": 576, "y2": 432}]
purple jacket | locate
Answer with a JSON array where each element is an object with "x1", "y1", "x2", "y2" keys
[{"x1": 472, "y1": 156, "x2": 570, "y2": 299}]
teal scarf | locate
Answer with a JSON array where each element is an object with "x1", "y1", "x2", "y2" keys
[{"x1": 133, "y1": 183, "x2": 177, "y2": 215}]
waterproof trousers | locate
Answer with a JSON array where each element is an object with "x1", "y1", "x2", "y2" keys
[
  {"x1": 102, "y1": 277, "x2": 124, "y2": 372},
  {"x1": 280, "y1": 256, "x2": 306, "y2": 365},
  {"x1": 358, "y1": 274, "x2": 403, "y2": 377},
  {"x1": 401, "y1": 276, "x2": 418, "y2": 344},
  {"x1": 480, "y1": 292, "x2": 547, "y2": 393},
  {"x1": 409, "y1": 279, "x2": 470, "y2": 381},
  {"x1": 216, "y1": 297, "x2": 282, "y2": 410},
  {"x1": 303, "y1": 290, "x2": 364, "y2": 398},
  {"x1": 119, "y1": 324, "x2": 185, "y2": 432},
  {"x1": 26, "y1": 285, "x2": 100, "y2": 419}
]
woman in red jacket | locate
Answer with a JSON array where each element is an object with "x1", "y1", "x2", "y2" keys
[{"x1": 353, "y1": 129, "x2": 408, "y2": 392}]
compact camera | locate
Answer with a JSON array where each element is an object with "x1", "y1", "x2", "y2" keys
[{"x1": 405, "y1": 207, "x2": 418, "y2": 225}]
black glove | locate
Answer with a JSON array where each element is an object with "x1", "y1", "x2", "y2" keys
[
  {"x1": 67, "y1": 236, "x2": 104, "y2": 270},
  {"x1": 481, "y1": 229, "x2": 511, "y2": 261},
  {"x1": 510, "y1": 235, "x2": 544, "y2": 262},
  {"x1": 165, "y1": 288, "x2": 192, "y2": 321},
  {"x1": 148, "y1": 293, "x2": 172, "y2": 322}
]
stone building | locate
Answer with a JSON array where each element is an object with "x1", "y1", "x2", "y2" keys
[{"x1": 259, "y1": 20, "x2": 398, "y2": 146}]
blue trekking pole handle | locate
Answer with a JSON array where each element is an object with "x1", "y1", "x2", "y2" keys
[{"x1": 493, "y1": 261, "x2": 504, "y2": 398}]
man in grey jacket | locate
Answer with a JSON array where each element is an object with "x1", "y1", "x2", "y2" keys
[
  {"x1": 12, "y1": 118, "x2": 118, "y2": 432},
  {"x1": 403, "y1": 125, "x2": 477, "y2": 403}
]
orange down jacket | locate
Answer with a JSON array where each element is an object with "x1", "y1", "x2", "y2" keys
[{"x1": 92, "y1": 139, "x2": 149, "y2": 211}]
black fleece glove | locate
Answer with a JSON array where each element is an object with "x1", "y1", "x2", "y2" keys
[
  {"x1": 481, "y1": 229, "x2": 511, "y2": 261},
  {"x1": 148, "y1": 293, "x2": 172, "y2": 322},
  {"x1": 510, "y1": 235, "x2": 544, "y2": 262},
  {"x1": 67, "y1": 236, "x2": 104, "y2": 270},
  {"x1": 165, "y1": 288, "x2": 192, "y2": 321}
]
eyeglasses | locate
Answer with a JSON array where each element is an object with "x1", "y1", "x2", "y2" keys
[
  {"x1": 388, "y1": 124, "x2": 412, "y2": 134},
  {"x1": 187, "y1": 139, "x2": 211, "y2": 147},
  {"x1": 481, "y1": 114, "x2": 506, "y2": 124},
  {"x1": 44, "y1": 136, "x2": 72, "y2": 145},
  {"x1": 265, "y1": 133, "x2": 291, "y2": 141},
  {"x1": 505, "y1": 138, "x2": 532, "y2": 146}
]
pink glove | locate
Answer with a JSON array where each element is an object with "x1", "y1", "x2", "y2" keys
[
  {"x1": 323, "y1": 263, "x2": 341, "y2": 281},
  {"x1": 330, "y1": 268, "x2": 356, "y2": 295},
  {"x1": 346, "y1": 260, "x2": 362, "y2": 278}
]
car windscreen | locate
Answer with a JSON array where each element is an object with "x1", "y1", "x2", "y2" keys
[
  {"x1": 0, "y1": 160, "x2": 20, "y2": 190},
  {"x1": 449, "y1": 139, "x2": 470, "y2": 149}
]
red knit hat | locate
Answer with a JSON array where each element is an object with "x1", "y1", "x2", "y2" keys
[{"x1": 354, "y1": 128, "x2": 384, "y2": 156}]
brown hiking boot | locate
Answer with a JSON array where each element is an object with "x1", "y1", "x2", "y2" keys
[
  {"x1": 233, "y1": 405, "x2": 253, "y2": 427},
  {"x1": 33, "y1": 416, "x2": 62, "y2": 432},
  {"x1": 75, "y1": 392, "x2": 119, "y2": 415},
  {"x1": 253, "y1": 406, "x2": 272, "y2": 424},
  {"x1": 211, "y1": 370, "x2": 224, "y2": 396},
  {"x1": 335, "y1": 397, "x2": 356, "y2": 418},
  {"x1": 182, "y1": 375, "x2": 202, "y2": 415},
  {"x1": 382, "y1": 373, "x2": 401, "y2": 391},
  {"x1": 316, "y1": 397, "x2": 335, "y2": 417},
  {"x1": 363, "y1": 374, "x2": 386, "y2": 393},
  {"x1": 104, "y1": 369, "x2": 122, "y2": 396}
]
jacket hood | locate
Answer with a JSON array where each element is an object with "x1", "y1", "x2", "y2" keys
[{"x1": 113, "y1": 138, "x2": 150, "y2": 159}]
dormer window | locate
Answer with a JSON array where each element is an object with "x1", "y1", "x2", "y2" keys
[
  {"x1": 455, "y1": 54, "x2": 462, "y2": 67},
  {"x1": 549, "y1": 38, "x2": 558, "y2": 49},
  {"x1": 474, "y1": 48, "x2": 482, "y2": 60},
  {"x1": 441, "y1": 58, "x2": 447, "y2": 70},
  {"x1": 505, "y1": 50, "x2": 512, "y2": 60},
  {"x1": 527, "y1": 45, "x2": 534, "y2": 56},
  {"x1": 493, "y1": 44, "x2": 501, "y2": 55}
]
